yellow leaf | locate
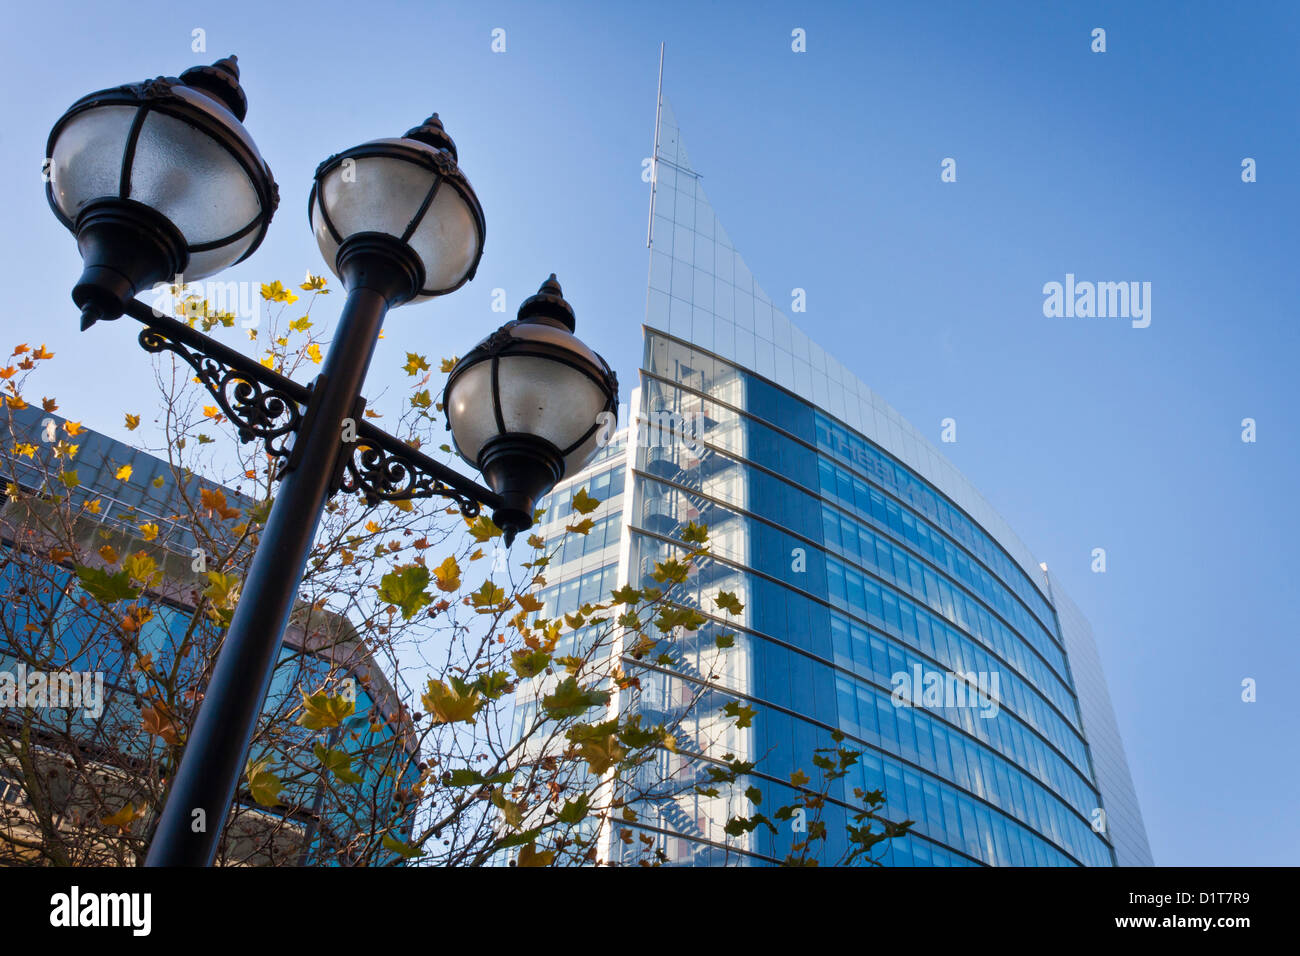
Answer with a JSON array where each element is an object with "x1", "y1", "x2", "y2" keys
[
  {"x1": 100, "y1": 803, "x2": 139, "y2": 831},
  {"x1": 151, "y1": 475, "x2": 165, "y2": 488},
  {"x1": 390, "y1": 497, "x2": 412, "y2": 513},
  {"x1": 139, "y1": 522, "x2": 159, "y2": 542},
  {"x1": 306, "y1": 343, "x2": 322, "y2": 364},
  {"x1": 98, "y1": 544, "x2": 119, "y2": 564},
  {"x1": 432, "y1": 555, "x2": 461, "y2": 592},
  {"x1": 299, "y1": 272, "x2": 329, "y2": 292},
  {"x1": 124, "y1": 413, "x2": 140, "y2": 431},
  {"x1": 364, "y1": 520, "x2": 381, "y2": 534},
  {"x1": 32, "y1": 345, "x2": 54, "y2": 360},
  {"x1": 63, "y1": 421, "x2": 85, "y2": 436},
  {"x1": 259, "y1": 355, "x2": 275, "y2": 369},
  {"x1": 86, "y1": 499, "x2": 102, "y2": 515},
  {"x1": 202, "y1": 405, "x2": 223, "y2": 420},
  {"x1": 289, "y1": 315, "x2": 312, "y2": 332},
  {"x1": 114, "y1": 464, "x2": 133, "y2": 481}
]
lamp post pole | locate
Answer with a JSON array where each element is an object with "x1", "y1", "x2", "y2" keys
[
  {"x1": 144, "y1": 240, "x2": 413, "y2": 866},
  {"x1": 45, "y1": 56, "x2": 618, "y2": 867}
]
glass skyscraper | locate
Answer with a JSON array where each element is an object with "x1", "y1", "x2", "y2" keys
[{"x1": 522, "y1": 91, "x2": 1152, "y2": 867}]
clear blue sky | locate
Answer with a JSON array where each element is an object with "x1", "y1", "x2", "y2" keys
[{"x1": 2, "y1": 1, "x2": 1296, "y2": 866}]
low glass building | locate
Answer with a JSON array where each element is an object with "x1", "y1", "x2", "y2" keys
[{"x1": 0, "y1": 405, "x2": 419, "y2": 865}]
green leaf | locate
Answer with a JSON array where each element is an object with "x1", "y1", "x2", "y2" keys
[
  {"x1": 609, "y1": 585, "x2": 642, "y2": 605},
  {"x1": 377, "y1": 564, "x2": 432, "y2": 619},
  {"x1": 470, "y1": 579, "x2": 507, "y2": 612},
  {"x1": 745, "y1": 785, "x2": 763, "y2": 806},
  {"x1": 382, "y1": 832, "x2": 425, "y2": 859},
  {"x1": 445, "y1": 767, "x2": 514, "y2": 787},
  {"x1": 715, "y1": 632, "x2": 736, "y2": 650},
  {"x1": 556, "y1": 793, "x2": 590, "y2": 825},
  {"x1": 73, "y1": 565, "x2": 140, "y2": 604},
  {"x1": 466, "y1": 515, "x2": 503, "y2": 543},
  {"x1": 491, "y1": 787, "x2": 524, "y2": 828},
  {"x1": 566, "y1": 517, "x2": 594, "y2": 536},
  {"x1": 722, "y1": 699, "x2": 757, "y2": 729},
  {"x1": 570, "y1": 487, "x2": 601, "y2": 515},
  {"x1": 313, "y1": 743, "x2": 363, "y2": 784},
  {"x1": 496, "y1": 827, "x2": 542, "y2": 849},
  {"x1": 517, "y1": 843, "x2": 555, "y2": 867},
  {"x1": 681, "y1": 521, "x2": 709, "y2": 544},
  {"x1": 511, "y1": 647, "x2": 552, "y2": 679},
  {"x1": 714, "y1": 590, "x2": 744, "y2": 615},
  {"x1": 542, "y1": 676, "x2": 611, "y2": 720}
]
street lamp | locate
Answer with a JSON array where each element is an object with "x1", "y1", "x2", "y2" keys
[
  {"x1": 445, "y1": 275, "x2": 618, "y2": 540},
  {"x1": 45, "y1": 56, "x2": 278, "y2": 329},
  {"x1": 42, "y1": 57, "x2": 617, "y2": 866}
]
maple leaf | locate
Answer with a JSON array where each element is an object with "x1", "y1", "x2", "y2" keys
[
  {"x1": 141, "y1": 704, "x2": 182, "y2": 745},
  {"x1": 432, "y1": 555, "x2": 461, "y2": 592},
  {"x1": 100, "y1": 803, "x2": 140, "y2": 832},
  {"x1": 63, "y1": 421, "x2": 85, "y2": 436},
  {"x1": 41, "y1": 397, "x2": 57, "y2": 412},
  {"x1": 32, "y1": 345, "x2": 54, "y2": 360},
  {"x1": 199, "y1": 487, "x2": 241, "y2": 521},
  {"x1": 297, "y1": 691, "x2": 355, "y2": 730},
  {"x1": 138, "y1": 522, "x2": 159, "y2": 542},
  {"x1": 114, "y1": 464, "x2": 133, "y2": 481},
  {"x1": 245, "y1": 758, "x2": 283, "y2": 807},
  {"x1": 403, "y1": 352, "x2": 430, "y2": 376},
  {"x1": 306, "y1": 343, "x2": 322, "y2": 364},
  {"x1": 124, "y1": 413, "x2": 140, "y2": 430},
  {"x1": 570, "y1": 487, "x2": 601, "y2": 515},
  {"x1": 299, "y1": 272, "x2": 329, "y2": 293},
  {"x1": 0, "y1": 367, "x2": 14, "y2": 380}
]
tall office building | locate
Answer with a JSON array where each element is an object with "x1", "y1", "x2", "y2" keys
[{"x1": 520, "y1": 90, "x2": 1152, "y2": 867}]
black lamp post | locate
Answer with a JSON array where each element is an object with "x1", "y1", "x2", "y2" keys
[{"x1": 43, "y1": 57, "x2": 617, "y2": 866}]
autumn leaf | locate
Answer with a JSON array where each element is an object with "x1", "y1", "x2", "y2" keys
[
  {"x1": 260, "y1": 280, "x2": 299, "y2": 304},
  {"x1": 98, "y1": 544, "x2": 119, "y2": 564},
  {"x1": 516, "y1": 843, "x2": 555, "y2": 867},
  {"x1": 100, "y1": 803, "x2": 139, "y2": 832},
  {"x1": 422, "y1": 677, "x2": 483, "y2": 725},
  {"x1": 289, "y1": 315, "x2": 312, "y2": 332},
  {"x1": 306, "y1": 343, "x2": 323, "y2": 364},
  {"x1": 403, "y1": 352, "x2": 430, "y2": 376},
  {"x1": 32, "y1": 345, "x2": 54, "y2": 360},
  {"x1": 541, "y1": 677, "x2": 610, "y2": 720},
  {"x1": 432, "y1": 555, "x2": 461, "y2": 592},
  {"x1": 297, "y1": 691, "x2": 355, "y2": 730},
  {"x1": 390, "y1": 497, "x2": 413, "y2": 513},
  {"x1": 138, "y1": 522, "x2": 159, "y2": 542},
  {"x1": 572, "y1": 487, "x2": 604, "y2": 515},
  {"x1": 246, "y1": 758, "x2": 283, "y2": 807},
  {"x1": 141, "y1": 704, "x2": 182, "y2": 745},
  {"x1": 465, "y1": 515, "x2": 503, "y2": 543},
  {"x1": 114, "y1": 464, "x2": 133, "y2": 481},
  {"x1": 202, "y1": 405, "x2": 223, "y2": 421},
  {"x1": 41, "y1": 397, "x2": 58, "y2": 413},
  {"x1": 123, "y1": 551, "x2": 163, "y2": 589},
  {"x1": 313, "y1": 743, "x2": 364, "y2": 784},
  {"x1": 124, "y1": 413, "x2": 140, "y2": 430},
  {"x1": 515, "y1": 592, "x2": 545, "y2": 613},
  {"x1": 566, "y1": 517, "x2": 594, "y2": 536},
  {"x1": 200, "y1": 487, "x2": 241, "y2": 521},
  {"x1": 299, "y1": 272, "x2": 329, "y2": 293},
  {"x1": 0, "y1": 367, "x2": 14, "y2": 380}
]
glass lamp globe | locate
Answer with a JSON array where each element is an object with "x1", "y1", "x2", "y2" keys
[
  {"x1": 444, "y1": 275, "x2": 618, "y2": 541},
  {"x1": 45, "y1": 56, "x2": 278, "y2": 327},
  {"x1": 309, "y1": 114, "x2": 485, "y2": 305}
]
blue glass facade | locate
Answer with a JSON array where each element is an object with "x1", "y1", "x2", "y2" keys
[{"x1": 514, "y1": 93, "x2": 1151, "y2": 867}]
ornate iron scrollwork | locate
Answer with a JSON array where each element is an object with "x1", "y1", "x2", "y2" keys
[
  {"x1": 138, "y1": 326, "x2": 305, "y2": 473},
  {"x1": 338, "y1": 438, "x2": 483, "y2": 518}
]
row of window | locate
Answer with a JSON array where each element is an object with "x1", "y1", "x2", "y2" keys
[
  {"x1": 630, "y1": 471, "x2": 1086, "y2": 762},
  {"x1": 828, "y1": 558, "x2": 1088, "y2": 771},
  {"x1": 636, "y1": 370, "x2": 1069, "y2": 679},
  {"x1": 639, "y1": 335, "x2": 1060, "y2": 638},
  {"x1": 814, "y1": 411, "x2": 1059, "y2": 633}
]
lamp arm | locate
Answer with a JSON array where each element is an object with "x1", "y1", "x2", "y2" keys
[{"x1": 118, "y1": 296, "x2": 504, "y2": 521}]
